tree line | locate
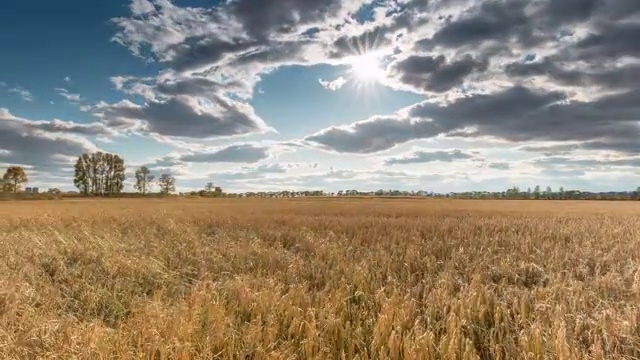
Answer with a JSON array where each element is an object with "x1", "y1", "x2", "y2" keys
[
  {"x1": 71, "y1": 152, "x2": 181, "y2": 196},
  {"x1": 0, "y1": 151, "x2": 195, "y2": 196},
  {"x1": 4, "y1": 151, "x2": 640, "y2": 200}
]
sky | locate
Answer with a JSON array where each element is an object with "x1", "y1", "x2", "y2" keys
[{"x1": 1, "y1": 0, "x2": 640, "y2": 193}]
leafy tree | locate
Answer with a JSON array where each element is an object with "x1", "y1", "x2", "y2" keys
[
  {"x1": 545, "y1": 186, "x2": 553, "y2": 200},
  {"x1": 533, "y1": 185, "x2": 541, "y2": 200},
  {"x1": 158, "y1": 174, "x2": 176, "y2": 194},
  {"x1": 2, "y1": 166, "x2": 28, "y2": 193},
  {"x1": 134, "y1": 166, "x2": 155, "y2": 194},
  {"x1": 47, "y1": 188, "x2": 61, "y2": 194},
  {"x1": 73, "y1": 152, "x2": 126, "y2": 196}
]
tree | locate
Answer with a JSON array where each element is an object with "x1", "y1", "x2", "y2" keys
[
  {"x1": 545, "y1": 186, "x2": 553, "y2": 200},
  {"x1": 204, "y1": 182, "x2": 215, "y2": 193},
  {"x1": 3, "y1": 166, "x2": 28, "y2": 193},
  {"x1": 533, "y1": 185, "x2": 541, "y2": 200},
  {"x1": 158, "y1": 174, "x2": 176, "y2": 194},
  {"x1": 73, "y1": 152, "x2": 126, "y2": 196},
  {"x1": 134, "y1": 166, "x2": 154, "y2": 194}
]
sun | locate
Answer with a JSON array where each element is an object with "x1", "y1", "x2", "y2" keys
[{"x1": 349, "y1": 53, "x2": 385, "y2": 83}]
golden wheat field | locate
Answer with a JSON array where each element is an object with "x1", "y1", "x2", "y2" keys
[{"x1": 1, "y1": 198, "x2": 640, "y2": 359}]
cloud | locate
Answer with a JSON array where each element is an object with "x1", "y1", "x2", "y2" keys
[
  {"x1": 410, "y1": 86, "x2": 640, "y2": 146},
  {"x1": 93, "y1": 95, "x2": 269, "y2": 139},
  {"x1": 130, "y1": 0, "x2": 155, "y2": 16},
  {"x1": 384, "y1": 149, "x2": 474, "y2": 165},
  {"x1": 307, "y1": 84, "x2": 640, "y2": 154},
  {"x1": 319, "y1": 76, "x2": 347, "y2": 91},
  {"x1": 305, "y1": 115, "x2": 441, "y2": 153},
  {"x1": 8, "y1": 87, "x2": 34, "y2": 102},
  {"x1": 518, "y1": 143, "x2": 582, "y2": 156},
  {"x1": 64, "y1": 76, "x2": 72, "y2": 83},
  {"x1": 1, "y1": 108, "x2": 113, "y2": 137},
  {"x1": 155, "y1": 77, "x2": 250, "y2": 97},
  {"x1": 104, "y1": 0, "x2": 640, "y2": 163},
  {"x1": 217, "y1": 163, "x2": 288, "y2": 180},
  {"x1": 505, "y1": 57, "x2": 640, "y2": 91},
  {"x1": 179, "y1": 144, "x2": 271, "y2": 163},
  {"x1": 55, "y1": 88, "x2": 82, "y2": 103},
  {"x1": 534, "y1": 156, "x2": 640, "y2": 169},
  {"x1": 388, "y1": 54, "x2": 488, "y2": 93},
  {"x1": 230, "y1": 168, "x2": 452, "y2": 192},
  {"x1": 0, "y1": 108, "x2": 99, "y2": 170},
  {"x1": 574, "y1": 21, "x2": 640, "y2": 60},
  {"x1": 487, "y1": 162, "x2": 510, "y2": 170}
]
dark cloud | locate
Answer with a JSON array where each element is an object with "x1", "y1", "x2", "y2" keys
[
  {"x1": 425, "y1": 0, "x2": 535, "y2": 48},
  {"x1": 410, "y1": 86, "x2": 565, "y2": 139},
  {"x1": 308, "y1": 85, "x2": 640, "y2": 154},
  {"x1": 95, "y1": 96, "x2": 268, "y2": 139},
  {"x1": 113, "y1": 0, "x2": 362, "y2": 73},
  {"x1": 156, "y1": 77, "x2": 248, "y2": 97},
  {"x1": 329, "y1": 25, "x2": 396, "y2": 58},
  {"x1": 29, "y1": 119, "x2": 115, "y2": 137},
  {"x1": 166, "y1": 38, "x2": 257, "y2": 73},
  {"x1": 506, "y1": 58, "x2": 640, "y2": 90},
  {"x1": 535, "y1": 156, "x2": 640, "y2": 168},
  {"x1": 228, "y1": 0, "x2": 351, "y2": 40},
  {"x1": 0, "y1": 109, "x2": 98, "y2": 169},
  {"x1": 575, "y1": 22, "x2": 640, "y2": 60},
  {"x1": 305, "y1": 115, "x2": 442, "y2": 153},
  {"x1": 518, "y1": 143, "x2": 581, "y2": 156},
  {"x1": 390, "y1": 54, "x2": 488, "y2": 92},
  {"x1": 412, "y1": 86, "x2": 640, "y2": 144},
  {"x1": 540, "y1": 0, "x2": 601, "y2": 26},
  {"x1": 385, "y1": 149, "x2": 474, "y2": 165},
  {"x1": 179, "y1": 144, "x2": 271, "y2": 163}
]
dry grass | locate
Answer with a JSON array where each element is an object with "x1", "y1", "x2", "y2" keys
[{"x1": 1, "y1": 198, "x2": 640, "y2": 359}]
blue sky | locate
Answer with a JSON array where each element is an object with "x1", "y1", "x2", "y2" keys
[{"x1": 2, "y1": 0, "x2": 640, "y2": 193}]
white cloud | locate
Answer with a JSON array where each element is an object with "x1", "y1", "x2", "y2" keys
[
  {"x1": 319, "y1": 76, "x2": 347, "y2": 91},
  {"x1": 8, "y1": 87, "x2": 34, "y2": 102},
  {"x1": 130, "y1": 0, "x2": 155, "y2": 16},
  {"x1": 55, "y1": 88, "x2": 82, "y2": 103}
]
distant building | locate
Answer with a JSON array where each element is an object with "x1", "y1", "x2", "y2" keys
[{"x1": 24, "y1": 187, "x2": 40, "y2": 194}]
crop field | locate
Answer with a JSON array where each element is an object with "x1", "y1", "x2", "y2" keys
[{"x1": 1, "y1": 198, "x2": 640, "y2": 359}]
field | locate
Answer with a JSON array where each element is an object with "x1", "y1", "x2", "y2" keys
[{"x1": 1, "y1": 198, "x2": 640, "y2": 359}]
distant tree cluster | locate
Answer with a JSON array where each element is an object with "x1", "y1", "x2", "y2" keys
[
  {"x1": 71, "y1": 151, "x2": 183, "y2": 196},
  {"x1": 69, "y1": 151, "x2": 225, "y2": 197},
  {"x1": 73, "y1": 152, "x2": 126, "y2": 196},
  {"x1": 223, "y1": 186, "x2": 640, "y2": 201},
  {"x1": 5, "y1": 154, "x2": 640, "y2": 201}
]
